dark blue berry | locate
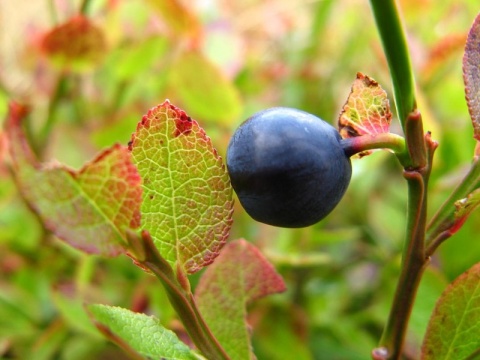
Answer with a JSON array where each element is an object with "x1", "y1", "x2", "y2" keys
[{"x1": 227, "y1": 107, "x2": 352, "y2": 228}]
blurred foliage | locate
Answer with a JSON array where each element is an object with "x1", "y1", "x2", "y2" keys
[{"x1": 1, "y1": 0, "x2": 480, "y2": 358}]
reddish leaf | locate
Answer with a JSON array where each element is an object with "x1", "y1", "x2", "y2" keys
[
  {"x1": 463, "y1": 12, "x2": 480, "y2": 142},
  {"x1": 195, "y1": 239, "x2": 286, "y2": 359},
  {"x1": 5, "y1": 102, "x2": 141, "y2": 256},
  {"x1": 40, "y1": 15, "x2": 106, "y2": 70},
  {"x1": 421, "y1": 263, "x2": 480, "y2": 359},
  {"x1": 129, "y1": 100, "x2": 233, "y2": 274},
  {"x1": 338, "y1": 72, "x2": 392, "y2": 138}
]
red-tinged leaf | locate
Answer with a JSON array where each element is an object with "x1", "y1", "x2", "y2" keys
[
  {"x1": 195, "y1": 239, "x2": 286, "y2": 360},
  {"x1": 421, "y1": 263, "x2": 480, "y2": 359},
  {"x1": 129, "y1": 100, "x2": 233, "y2": 274},
  {"x1": 449, "y1": 189, "x2": 480, "y2": 235},
  {"x1": 463, "y1": 12, "x2": 480, "y2": 142},
  {"x1": 338, "y1": 72, "x2": 392, "y2": 139},
  {"x1": 5, "y1": 102, "x2": 141, "y2": 256},
  {"x1": 40, "y1": 15, "x2": 106, "y2": 70}
]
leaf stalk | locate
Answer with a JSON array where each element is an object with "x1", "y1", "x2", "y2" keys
[
  {"x1": 426, "y1": 156, "x2": 480, "y2": 255},
  {"x1": 127, "y1": 231, "x2": 230, "y2": 360}
]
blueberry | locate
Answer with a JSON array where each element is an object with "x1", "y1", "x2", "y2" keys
[{"x1": 227, "y1": 107, "x2": 352, "y2": 228}]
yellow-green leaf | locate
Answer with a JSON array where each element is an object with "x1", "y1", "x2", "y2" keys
[
  {"x1": 88, "y1": 304, "x2": 200, "y2": 360},
  {"x1": 147, "y1": 0, "x2": 202, "y2": 39},
  {"x1": 129, "y1": 100, "x2": 233, "y2": 273}
]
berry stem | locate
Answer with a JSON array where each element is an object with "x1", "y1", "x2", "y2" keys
[{"x1": 340, "y1": 133, "x2": 406, "y2": 159}]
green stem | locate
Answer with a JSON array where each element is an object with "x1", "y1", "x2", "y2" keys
[
  {"x1": 36, "y1": 74, "x2": 69, "y2": 157},
  {"x1": 131, "y1": 232, "x2": 230, "y2": 360},
  {"x1": 373, "y1": 135, "x2": 436, "y2": 359},
  {"x1": 375, "y1": 171, "x2": 429, "y2": 359},
  {"x1": 369, "y1": 0, "x2": 416, "y2": 131},
  {"x1": 368, "y1": 2, "x2": 433, "y2": 357}
]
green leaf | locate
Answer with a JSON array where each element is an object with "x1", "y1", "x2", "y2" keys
[
  {"x1": 5, "y1": 103, "x2": 142, "y2": 256},
  {"x1": 168, "y1": 51, "x2": 242, "y2": 123},
  {"x1": 129, "y1": 100, "x2": 233, "y2": 273},
  {"x1": 421, "y1": 263, "x2": 480, "y2": 359},
  {"x1": 195, "y1": 239, "x2": 286, "y2": 360},
  {"x1": 338, "y1": 72, "x2": 392, "y2": 138},
  {"x1": 88, "y1": 304, "x2": 200, "y2": 360},
  {"x1": 463, "y1": 11, "x2": 480, "y2": 142}
]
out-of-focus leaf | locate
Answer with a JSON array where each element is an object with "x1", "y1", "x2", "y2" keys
[
  {"x1": 421, "y1": 263, "x2": 480, "y2": 359},
  {"x1": 338, "y1": 72, "x2": 392, "y2": 138},
  {"x1": 27, "y1": 321, "x2": 69, "y2": 360},
  {"x1": 463, "y1": 11, "x2": 480, "y2": 142},
  {"x1": 195, "y1": 239, "x2": 286, "y2": 360},
  {"x1": 129, "y1": 100, "x2": 233, "y2": 273},
  {"x1": 40, "y1": 15, "x2": 107, "y2": 71},
  {"x1": 252, "y1": 305, "x2": 312, "y2": 360},
  {"x1": 422, "y1": 33, "x2": 467, "y2": 83},
  {"x1": 0, "y1": 293, "x2": 37, "y2": 338},
  {"x1": 88, "y1": 304, "x2": 200, "y2": 360},
  {"x1": 168, "y1": 51, "x2": 242, "y2": 123},
  {"x1": 52, "y1": 290, "x2": 101, "y2": 338},
  {"x1": 5, "y1": 103, "x2": 142, "y2": 256},
  {"x1": 109, "y1": 37, "x2": 169, "y2": 81},
  {"x1": 147, "y1": 0, "x2": 202, "y2": 40}
]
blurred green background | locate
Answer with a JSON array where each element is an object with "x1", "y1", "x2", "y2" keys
[{"x1": 1, "y1": 0, "x2": 480, "y2": 359}]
